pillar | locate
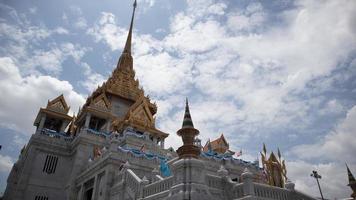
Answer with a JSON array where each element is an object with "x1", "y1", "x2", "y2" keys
[
  {"x1": 37, "y1": 114, "x2": 47, "y2": 133},
  {"x1": 60, "y1": 120, "x2": 67, "y2": 133},
  {"x1": 84, "y1": 113, "x2": 91, "y2": 129},
  {"x1": 160, "y1": 138, "x2": 165, "y2": 149},
  {"x1": 153, "y1": 137, "x2": 157, "y2": 145},
  {"x1": 106, "y1": 120, "x2": 111, "y2": 133},
  {"x1": 242, "y1": 168, "x2": 254, "y2": 196}
]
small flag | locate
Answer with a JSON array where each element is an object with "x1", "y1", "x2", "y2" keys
[{"x1": 235, "y1": 149, "x2": 242, "y2": 157}]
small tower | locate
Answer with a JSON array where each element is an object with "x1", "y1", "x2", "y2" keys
[
  {"x1": 176, "y1": 98, "x2": 200, "y2": 158},
  {"x1": 346, "y1": 164, "x2": 356, "y2": 199},
  {"x1": 33, "y1": 94, "x2": 73, "y2": 134}
]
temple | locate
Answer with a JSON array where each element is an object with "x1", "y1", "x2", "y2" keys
[{"x1": 3, "y1": 1, "x2": 316, "y2": 200}]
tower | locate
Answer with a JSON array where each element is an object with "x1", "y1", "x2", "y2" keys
[{"x1": 176, "y1": 98, "x2": 200, "y2": 158}]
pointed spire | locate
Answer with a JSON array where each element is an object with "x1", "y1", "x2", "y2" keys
[
  {"x1": 123, "y1": 0, "x2": 137, "y2": 54},
  {"x1": 263, "y1": 143, "x2": 267, "y2": 155},
  {"x1": 182, "y1": 98, "x2": 194, "y2": 128},
  {"x1": 347, "y1": 163, "x2": 356, "y2": 185}
]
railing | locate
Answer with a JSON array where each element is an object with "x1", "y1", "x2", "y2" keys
[
  {"x1": 86, "y1": 128, "x2": 110, "y2": 138},
  {"x1": 125, "y1": 169, "x2": 142, "y2": 195},
  {"x1": 39, "y1": 128, "x2": 73, "y2": 142},
  {"x1": 232, "y1": 183, "x2": 244, "y2": 198},
  {"x1": 253, "y1": 183, "x2": 290, "y2": 200},
  {"x1": 206, "y1": 174, "x2": 223, "y2": 190},
  {"x1": 143, "y1": 176, "x2": 174, "y2": 197}
]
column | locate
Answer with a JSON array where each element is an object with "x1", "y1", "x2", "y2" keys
[
  {"x1": 77, "y1": 184, "x2": 84, "y2": 200},
  {"x1": 160, "y1": 138, "x2": 165, "y2": 149},
  {"x1": 84, "y1": 113, "x2": 91, "y2": 129},
  {"x1": 242, "y1": 168, "x2": 255, "y2": 196},
  {"x1": 153, "y1": 137, "x2": 157, "y2": 145},
  {"x1": 106, "y1": 120, "x2": 111, "y2": 133},
  {"x1": 37, "y1": 114, "x2": 47, "y2": 133},
  {"x1": 60, "y1": 120, "x2": 67, "y2": 133}
]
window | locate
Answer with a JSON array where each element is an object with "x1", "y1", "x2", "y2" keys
[
  {"x1": 42, "y1": 155, "x2": 58, "y2": 174},
  {"x1": 35, "y1": 196, "x2": 48, "y2": 200}
]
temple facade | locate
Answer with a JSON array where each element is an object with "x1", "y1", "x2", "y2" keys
[{"x1": 3, "y1": 1, "x2": 316, "y2": 200}]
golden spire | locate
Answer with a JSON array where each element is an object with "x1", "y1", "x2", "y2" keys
[
  {"x1": 105, "y1": 0, "x2": 143, "y2": 101},
  {"x1": 123, "y1": 0, "x2": 137, "y2": 54}
]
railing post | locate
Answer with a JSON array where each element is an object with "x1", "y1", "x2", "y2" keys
[
  {"x1": 139, "y1": 176, "x2": 149, "y2": 199},
  {"x1": 285, "y1": 179, "x2": 295, "y2": 191},
  {"x1": 242, "y1": 168, "x2": 255, "y2": 196}
]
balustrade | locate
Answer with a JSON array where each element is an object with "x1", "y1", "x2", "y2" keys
[
  {"x1": 143, "y1": 176, "x2": 174, "y2": 197},
  {"x1": 253, "y1": 183, "x2": 290, "y2": 200}
]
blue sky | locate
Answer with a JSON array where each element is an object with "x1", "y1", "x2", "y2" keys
[{"x1": 0, "y1": 0, "x2": 355, "y2": 198}]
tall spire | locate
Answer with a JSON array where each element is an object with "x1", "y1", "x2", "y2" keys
[
  {"x1": 346, "y1": 163, "x2": 356, "y2": 199},
  {"x1": 347, "y1": 164, "x2": 356, "y2": 185},
  {"x1": 182, "y1": 98, "x2": 194, "y2": 128},
  {"x1": 123, "y1": 0, "x2": 137, "y2": 54}
]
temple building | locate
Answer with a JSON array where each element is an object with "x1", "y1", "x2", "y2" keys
[{"x1": 3, "y1": 1, "x2": 316, "y2": 200}]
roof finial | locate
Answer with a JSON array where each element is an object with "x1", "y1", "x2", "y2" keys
[
  {"x1": 347, "y1": 163, "x2": 356, "y2": 185},
  {"x1": 123, "y1": 0, "x2": 137, "y2": 54},
  {"x1": 182, "y1": 98, "x2": 194, "y2": 128}
]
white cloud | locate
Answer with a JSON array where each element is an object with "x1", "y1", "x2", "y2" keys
[
  {"x1": 75, "y1": 17, "x2": 87, "y2": 29},
  {"x1": 21, "y1": 43, "x2": 90, "y2": 75},
  {"x1": 0, "y1": 57, "x2": 85, "y2": 133},
  {"x1": 79, "y1": 62, "x2": 106, "y2": 92},
  {"x1": 29, "y1": 7, "x2": 37, "y2": 14},
  {"x1": 0, "y1": 154, "x2": 13, "y2": 173},
  {"x1": 291, "y1": 105, "x2": 356, "y2": 163},
  {"x1": 286, "y1": 104, "x2": 356, "y2": 198},
  {"x1": 227, "y1": 2, "x2": 265, "y2": 32},
  {"x1": 288, "y1": 160, "x2": 353, "y2": 199},
  {"x1": 87, "y1": 12, "x2": 128, "y2": 51}
]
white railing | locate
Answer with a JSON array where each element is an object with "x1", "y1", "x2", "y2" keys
[
  {"x1": 125, "y1": 169, "x2": 142, "y2": 195},
  {"x1": 143, "y1": 176, "x2": 174, "y2": 197},
  {"x1": 206, "y1": 174, "x2": 223, "y2": 190},
  {"x1": 232, "y1": 183, "x2": 244, "y2": 198},
  {"x1": 39, "y1": 128, "x2": 74, "y2": 142},
  {"x1": 253, "y1": 183, "x2": 290, "y2": 200}
]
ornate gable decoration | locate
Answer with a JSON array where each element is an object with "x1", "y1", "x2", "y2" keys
[
  {"x1": 127, "y1": 95, "x2": 155, "y2": 129},
  {"x1": 105, "y1": 67, "x2": 144, "y2": 102},
  {"x1": 260, "y1": 144, "x2": 287, "y2": 188},
  {"x1": 89, "y1": 93, "x2": 111, "y2": 111},
  {"x1": 46, "y1": 94, "x2": 70, "y2": 114}
]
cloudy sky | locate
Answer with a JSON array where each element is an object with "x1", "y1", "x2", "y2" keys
[{"x1": 0, "y1": 0, "x2": 355, "y2": 198}]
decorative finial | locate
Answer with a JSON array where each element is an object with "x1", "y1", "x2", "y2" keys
[
  {"x1": 123, "y1": 0, "x2": 137, "y2": 54},
  {"x1": 263, "y1": 143, "x2": 267, "y2": 154},
  {"x1": 182, "y1": 98, "x2": 194, "y2": 128}
]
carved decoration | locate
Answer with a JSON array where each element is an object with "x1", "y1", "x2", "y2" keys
[
  {"x1": 46, "y1": 94, "x2": 70, "y2": 114},
  {"x1": 260, "y1": 144, "x2": 287, "y2": 188},
  {"x1": 90, "y1": 93, "x2": 111, "y2": 111},
  {"x1": 112, "y1": 94, "x2": 155, "y2": 132}
]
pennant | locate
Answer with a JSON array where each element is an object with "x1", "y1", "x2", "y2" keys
[{"x1": 235, "y1": 149, "x2": 242, "y2": 157}]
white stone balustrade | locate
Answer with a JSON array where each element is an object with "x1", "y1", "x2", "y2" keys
[
  {"x1": 253, "y1": 183, "x2": 290, "y2": 200},
  {"x1": 143, "y1": 176, "x2": 174, "y2": 197},
  {"x1": 206, "y1": 174, "x2": 223, "y2": 190}
]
